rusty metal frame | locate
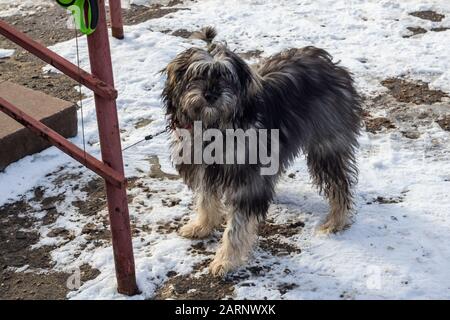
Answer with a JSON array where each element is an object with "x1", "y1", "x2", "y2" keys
[
  {"x1": 0, "y1": 0, "x2": 137, "y2": 295},
  {"x1": 0, "y1": 97, "x2": 126, "y2": 188},
  {"x1": 0, "y1": 21, "x2": 117, "y2": 100}
]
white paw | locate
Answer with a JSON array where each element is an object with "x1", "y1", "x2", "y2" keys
[
  {"x1": 178, "y1": 221, "x2": 212, "y2": 239},
  {"x1": 318, "y1": 217, "x2": 348, "y2": 234},
  {"x1": 209, "y1": 257, "x2": 236, "y2": 277}
]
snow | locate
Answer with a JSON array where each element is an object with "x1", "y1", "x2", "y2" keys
[
  {"x1": 0, "y1": 0, "x2": 54, "y2": 17},
  {"x1": 1, "y1": 0, "x2": 450, "y2": 299},
  {"x1": 0, "y1": 48, "x2": 14, "y2": 58},
  {"x1": 127, "y1": 0, "x2": 173, "y2": 6}
]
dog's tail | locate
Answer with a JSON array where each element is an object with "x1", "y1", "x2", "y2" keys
[{"x1": 190, "y1": 26, "x2": 217, "y2": 46}]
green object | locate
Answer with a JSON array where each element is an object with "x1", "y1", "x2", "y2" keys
[{"x1": 56, "y1": 0, "x2": 99, "y2": 35}]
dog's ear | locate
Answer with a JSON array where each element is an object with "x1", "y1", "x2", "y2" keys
[
  {"x1": 162, "y1": 48, "x2": 205, "y2": 115},
  {"x1": 162, "y1": 48, "x2": 201, "y2": 92}
]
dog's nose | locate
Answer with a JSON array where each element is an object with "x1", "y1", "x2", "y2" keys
[{"x1": 204, "y1": 92, "x2": 219, "y2": 103}]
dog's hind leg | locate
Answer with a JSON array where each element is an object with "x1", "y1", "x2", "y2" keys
[
  {"x1": 179, "y1": 190, "x2": 224, "y2": 239},
  {"x1": 307, "y1": 145, "x2": 358, "y2": 233},
  {"x1": 209, "y1": 211, "x2": 259, "y2": 277}
]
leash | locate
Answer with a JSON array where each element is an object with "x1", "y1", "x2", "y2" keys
[
  {"x1": 56, "y1": 0, "x2": 99, "y2": 35},
  {"x1": 57, "y1": 0, "x2": 167, "y2": 154},
  {"x1": 122, "y1": 128, "x2": 168, "y2": 152},
  {"x1": 56, "y1": 0, "x2": 100, "y2": 164},
  {"x1": 73, "y1": 18, "x2": 87, "y2": 164}
]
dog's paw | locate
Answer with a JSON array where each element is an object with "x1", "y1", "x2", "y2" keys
[
  {"x1": 318, "y1": 218, "x2": 349, "y2": 234},
  {"x1": 179, "y1": 221, "x2": 212, "y2": 239},
  {"x1": 209, "y1": 257, "x2": 235, "y2": 277}
]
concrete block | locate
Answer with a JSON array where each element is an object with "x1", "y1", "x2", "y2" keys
[{"x1": 0, "y1": 81, "x2": 78, "y2": 171}]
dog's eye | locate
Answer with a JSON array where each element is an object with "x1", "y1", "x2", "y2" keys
[{"x1": 209, "y1": 83, "x2": 221, "y2": 93}]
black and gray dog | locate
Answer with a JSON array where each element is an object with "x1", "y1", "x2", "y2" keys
[{"x1": 162, "y1": 27, "x2": 362, "y2": 276}]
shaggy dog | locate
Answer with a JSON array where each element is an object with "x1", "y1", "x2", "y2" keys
[{"x1": 162, "y1": 27, "x2": 362, "y2": 276}]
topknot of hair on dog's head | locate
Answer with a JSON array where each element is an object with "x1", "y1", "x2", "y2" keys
[{"x1": 190, "y1": 26, "x2": 217, "y2": 45}]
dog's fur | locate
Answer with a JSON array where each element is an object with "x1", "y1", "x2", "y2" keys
[{"x1": 162, "y1": 27, "x2": 362, "y2": 276}]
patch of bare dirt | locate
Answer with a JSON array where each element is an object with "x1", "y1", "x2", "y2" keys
[
  {"x1": 134, "y1": 118, "x2": 154, "y2": 129},
  {"x1": 81, "y1": 222, "x2": 111, "y2": 242},
  {"x1": 401, "y1": 130, "x2": 421, "y2": 139},
  {"x1": 0, "y1": 200, "x2": 53, "y2": 271},
  {"x1": 0, "y1": 6, "x2": 76, "y2": 50},
  {"x1": 148, "y1": 155, "x2": 180, "y2": 180},
  {"x1": 72, "y1": 176, "x2": 138, "y2": 215},
  {"x1": 364, "y1": 115, "x2": 396, "y2": 134},
  {"x1": 278, "y1": 282, "x2": 298, "y2": 295},
  {"x1": 368, "y1": 196, "x2": 404, "y2": 205},
  {"x1": 437, "y1": 116, "x2": 450, "y2": 132},
  {"x1": 47, "y1": 227, "x2": 74, "y2": 240},
  {"x1": 403, "y1": 26, "x2": 427, "y2": 38},
  {"x1": 155, "y1": 258, "x2": 278, "y2": 300},
  {"x1": 362, "y1": 89, "x2": 450, "y2": 139},
  {"x1": 120, "y1": 1, "x2": 188, "y2": 25},
  {"x1": 0, "y1": 168, "x2": 147, "y2": 299},
  {"x1": 259, "y1": 238, "x2": 301, "y2": 256},
  {"x1": 189, "y1": 241, "x2": 207, "y2": 253},
  {"x1": 172, "y1": 28, "x2": 193, "y2": 38},
  {"x1": 431, "y1": 27, "x2": 450, "y2": 32},
  {"x1": 381, "y1": 78, "x2": 447, "y2": 105},
  {"x1": 409, "y1": 10, "x2": 445, "y2": 22},
  {"x1": 246, "y1": 264, "x2": 272, "y2": 277},
  {"x1": 259, "y1": 220, "x2": 304, "y2": 238},
  {"x1": 189, "y1": 239, "x2": 219, "y2": 256},
  {"x1": 154, "y1": 272, "x2": 235, "y2": 300},
  {"x1": 0, "y1": 270, "x2": 70, "y2": 300},
  {"x1": 71, "y1": 178, "x2": 106, "y2": 217},
  {"x1": 0, "y1": 5, "x2": 82, "y2": 103},
  {"x1": 162, "y1": 197, "x2": 182, "y2": 207},
  {"x1": 71, "y1": 176, "x2": 141, "y2": 246},
  {"x1": 156, "y1": 220, "x2": 182, "y2": 235},
  {"x1": 258, "y1": 220, "x2": 303, "y2": 256},
  {"x1": 0, "y1": 175, "x2": 102, "y2": 299},
  {"x1": 0, "y1": 56, "x2": 82, "y2": 104},
  {"x1": 161, "y1": 28, "x2": 193, "y2": 39},
  {"x1": 0, "y1": 263, "x2": 99, "y2": 300}
]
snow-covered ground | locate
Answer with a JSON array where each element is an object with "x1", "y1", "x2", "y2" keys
[
  {"x1": 1, "y1": 0, "x2": 450, "y2": 299},
  {"x1": 0, "y1": 48, "x2": 14, "y2": 58},
  {"x1": 0, "y1": 0, "x2": 54, "y2": 17}
]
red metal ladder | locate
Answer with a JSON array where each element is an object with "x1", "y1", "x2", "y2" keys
[{"x1": 0, "y1": 0, "x2": 137, "y2": 296}]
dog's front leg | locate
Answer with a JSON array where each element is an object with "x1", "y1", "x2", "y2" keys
[
  {"x1": 179, "y1": 191, "x2": 224, "y2": 239},
  {"x1": 210, "y1": 212, "x2": 259, "y2": 277}
]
